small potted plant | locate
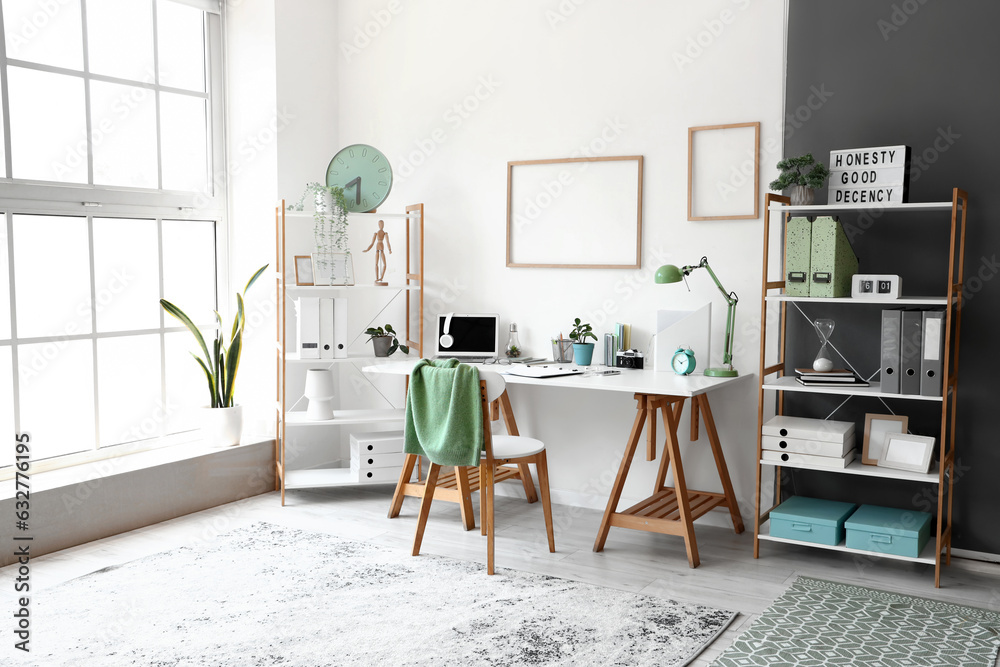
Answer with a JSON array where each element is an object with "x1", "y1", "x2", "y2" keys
[
  {"x1": 289, "y1": 182, "x2": 352, "y2": 285},
  {"x1": 769, "y1": 153, "x2": 830, "y2": 206},
  {"x1": 364, "y1": 323, "x2": 410, "y2": 357},
  {"x1": 569, "y1": 317, "x2": 597, "y2": 366}
]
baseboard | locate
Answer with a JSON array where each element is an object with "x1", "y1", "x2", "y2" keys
[{"x1": 0, "y1": 440, "x2": 275, "y2": 567}]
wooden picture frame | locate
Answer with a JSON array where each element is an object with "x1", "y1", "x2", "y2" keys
[
  {"x1": 687, "y1": 122, "x2": 760, "y2": 221},
  {"x1": 506, "y1": 155, "x2": 643, "y2": 268},
  {"x1": 862, "y1": 413, "x2": 908, "y2": 465},
  {"x1": 877, "y1": 433, "x2": 935, "y2": 473},
  {"x1": 294, "y1": 255, "x2": 314, "y2": 286}
]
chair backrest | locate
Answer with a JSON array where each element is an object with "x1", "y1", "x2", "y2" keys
[{"x1": 478, "y1": 369, "x2": 506, "y2": 404}]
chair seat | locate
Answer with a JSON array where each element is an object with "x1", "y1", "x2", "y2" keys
[{"x1": 489, "y1": 435, "x2": 545, "y2": 459}]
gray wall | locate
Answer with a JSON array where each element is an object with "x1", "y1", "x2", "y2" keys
[{"x1": 783, "y1": 0, "x2": 1000, "y2": 553}]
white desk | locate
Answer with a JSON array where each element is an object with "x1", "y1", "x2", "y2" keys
[{"x1": 364, "y1": 360, "x2": 749, "y2": 567}]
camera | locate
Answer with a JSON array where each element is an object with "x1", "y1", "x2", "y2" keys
[{"x1": 615, "y1": 349, "x2": 644, "y2": 369}]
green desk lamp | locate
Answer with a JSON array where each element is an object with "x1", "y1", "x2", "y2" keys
[{"x1": 655, "y1": 256, "x2": 739, "y2": 377}]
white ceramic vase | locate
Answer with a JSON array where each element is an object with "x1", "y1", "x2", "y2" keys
[
  {"x1": 304, "y1": 369, "x2": 336, "y2": 420},
  {"x1": 203, "y1": 405, "x2": 243, "y2": 447}
]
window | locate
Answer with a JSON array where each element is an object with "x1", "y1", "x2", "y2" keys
[{"x1": 0, "y1": 0, "x2": 226, "y2": 474}]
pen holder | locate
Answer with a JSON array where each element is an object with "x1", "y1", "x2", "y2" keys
[{"x1": 551, "y1": 339, "x2": 574, "y2": 362}]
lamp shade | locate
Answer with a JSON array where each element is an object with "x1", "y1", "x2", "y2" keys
[
  {"x1": 655, "y1": 264, "x2": 684, "y2": 284},
  {"x1": 304, "y1": 369, "x2": 335, "y2": 420}
]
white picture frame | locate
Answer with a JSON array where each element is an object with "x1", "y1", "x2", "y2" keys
[
  {"x1": 862, "y1": 413, "x2": 908, "y2": 466},
  {"x1": 294, "y1": 255, "x2": 314, "y2": 286},
  {"x1": 877, "y1": 433, "x2": 935, "y2": 473}
]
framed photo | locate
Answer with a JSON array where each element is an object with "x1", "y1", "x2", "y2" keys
[
  {"x1": 687, "y1": 121, "x2": 760, "y2": 220},
  {"x1": 877, "y1": 433, "x2": 935, "y2": 473},
  {"x1": 294, "y1": 255, "x2": 314, "y2": 286},
  {"x1": 862, "y1": 413, "x2": 908, "y2": 465}
]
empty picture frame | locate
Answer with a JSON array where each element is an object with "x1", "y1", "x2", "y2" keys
[
  {"x1": 688, "y1": 122, "x2": 760, "y2": 220},
  {"x1": 506, "y1": 155, "x2": 643, "y2": 268},
  {"x1": 862, "y1": 413, "x2": 908, "y2": 465},
  {"x1": 294, "y1": 255, "x2": 314, "y2": 286},
  {"x1": 878, "y1": 433, "x2": 936, "y2": 473}
]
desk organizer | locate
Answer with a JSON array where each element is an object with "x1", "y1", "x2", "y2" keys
[
  {"x1": 350, "y1": 431, "x2": 405, "y2": 483},
  {"x1": 845, "y1": 504, "x2": 932, "y2": 557},
  {"x1": 551, "y1": 339, "x2": 574, "y2": 363},
  {"x1": 770, "y1": 496, "x2": 857, "y2": 546}
]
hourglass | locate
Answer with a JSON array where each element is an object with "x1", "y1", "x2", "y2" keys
[{"x1": 812, "y1": 318, "x2": 835, "y2": 372}]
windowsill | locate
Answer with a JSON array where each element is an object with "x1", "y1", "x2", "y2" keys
[{"x1": 0, "y1": 434, "x2": 274, "y2": 500}]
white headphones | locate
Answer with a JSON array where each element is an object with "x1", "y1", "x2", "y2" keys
[{"x1": 439, "y1": 312, "x2": 455, "y2": 348}]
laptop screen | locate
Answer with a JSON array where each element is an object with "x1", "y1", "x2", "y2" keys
[{"x1": 435, "y1": 313, "x2": 500, "y2": 358}]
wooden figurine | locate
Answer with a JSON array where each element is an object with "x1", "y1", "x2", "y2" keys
[{"x1": 362, "y1": 219, "x2": 391, "y2": 285}]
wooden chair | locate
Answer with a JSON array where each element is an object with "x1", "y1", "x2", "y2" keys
[
  {"x1": 410, "y1": 370, "x2": 555, "y2": 574},
  {"x1": 388, "y1": 386, "x2": 540, "y2": 531}
]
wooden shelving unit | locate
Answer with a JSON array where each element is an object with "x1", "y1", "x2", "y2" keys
[
  {"x1": 274, "y1": 202, "x2": 424, "y2": 504},
  {"x1": 753, "y1": 189, "x2": 968, "y2": 587}
]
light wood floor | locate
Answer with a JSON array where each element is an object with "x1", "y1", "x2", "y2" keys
[{"x1": 7, "y1": 484, "x2": 1000, "y2": 666}]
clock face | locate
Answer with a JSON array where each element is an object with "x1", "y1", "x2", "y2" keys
[
  {"x1": 672, "y1": 349, "x2": 695, "y2": 375},
  {"x1": 325, "y1": 144, "x2": 393, "y2": 213}
]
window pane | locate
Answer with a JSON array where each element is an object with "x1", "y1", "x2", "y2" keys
[
  {"x1": 160, "y1": 93, "x2": 208, "y2": 192},
  {"x1": 14, "y1": 215, "x2": 93, "y2": 338},
  {"x1": 0, "y1": 347, "x2": 13, "y2": 445},
  {"x1": 8, "y1": 67, "x2": 87, "y2": 183},
  {"x1": 164, "y1": 330, "x2": 206, "y2": 434},
  {"x1": 93, "y1": 218, "x2": 159, "y2": 332},
  {"x1": 97, "y1": 334, "x2": 161, "y2": 447},
  {"x1": 162, "y1": 219, "x2": 215, "y2": 327},
  {"x1": 90, "y1": 81, "x2": 158, "y2": 188},
  {"x1": 0, "y1": 219, "x2": 10, "y2": 340},
  {"x1": 157, "y1": 0, "x2": 205, "y2": 92},
  {"x1": 2, "y1": 0, "x2": 83, "y2": 70},
  {"x1": 86, "y1": 0, "x2": 153, "y2": 81},
  {"x1": 18, "y1": 339, "x2": 95, "y2": 459},
  {"x1": 13, "y1": 215, "x2": 92, "y2": 338}
]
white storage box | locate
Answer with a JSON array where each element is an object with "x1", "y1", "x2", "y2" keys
[
  {"x1": 762, "y1": 448, "x2": 856, "y2": 469},
  {"x1": 762, "y1": 415, "x2": 855, "y2": 443},
  {"x1": 350, "y1": 431, "x2": 404, "y2": 484},
  {"x1": 762, "y1": 434, "x2": 855, "y2": 458}
]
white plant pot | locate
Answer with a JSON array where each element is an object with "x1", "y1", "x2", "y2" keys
[
  {"x1": 202, "y1": 405, "x2": 243, "y2": 447},
  {"x1": 314, "y1": 189, "x2": 335, "y2": 214},
  {"x1": 304, "y1": 369, "x2": 336, "y2": 420}
]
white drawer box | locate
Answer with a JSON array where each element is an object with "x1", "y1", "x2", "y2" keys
[
  {"x1": 762, "y1": 434, "x2": 855, "y2": 457},
  {"x1": 761, "y1": 415, "x2": 855, "y2": 443},
  {"x1": 762, "y1": 448, "x2": 856, "y2": 469},
  {"x1": 350, "y1": 431, "x2": 404, "y2": 456},
  {"x1": 354, "y1": 451, "x2": 406, "y2": 469},
  {"x1": 351, "y1": 466, "x2": 401, "y2": 483}
]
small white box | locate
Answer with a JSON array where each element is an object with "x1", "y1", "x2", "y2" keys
[
  {"x1": 762, "y1": 415, "x2": 855, "y2": 443},
  {"x1": 351, "y1": 466, "x2": 402, "y2": 483},
  {"x1": 762, "y1": 448, "x2": 856, "y2": 469},
  {"x1": 350, "y1": 431, "x2": 404, "y2": 483},
  {"x1": 762, "y1": 434, "x2": 855, "y2": 458},
  {"x1": 355, "y1": 451, "x2": 406, "y2": 469},
  {"x1": 350, "y1": 431, "x2": 404, "y2": 456}
]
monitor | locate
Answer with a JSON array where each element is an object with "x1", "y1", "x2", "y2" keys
[{"x1": 434, "y1": 313, "x2": 500, "y2": 359}]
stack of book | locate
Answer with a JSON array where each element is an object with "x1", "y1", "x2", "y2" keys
[{"x1": 794, "y1": 368, "x2": 869, "y2": 387}]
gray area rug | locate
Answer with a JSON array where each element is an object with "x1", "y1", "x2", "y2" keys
[
  {"x1": 22, "y1": 522, "x2": 736, "y2": 666},
  {"x1": 712, "y1": 576, "x2": 1000, "y2": 666}
]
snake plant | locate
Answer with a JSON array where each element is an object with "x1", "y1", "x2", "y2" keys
[{"x1": 160, "y1": 265, "x2": 269, "y2": 408}]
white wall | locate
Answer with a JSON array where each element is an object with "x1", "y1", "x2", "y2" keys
[{"x1": 236, "y1": 0, "x2": 788, "y2": 523}]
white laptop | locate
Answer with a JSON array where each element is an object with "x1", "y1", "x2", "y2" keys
[{"x1": 434, "y1": 313, "x2": 500, "y2": 363}]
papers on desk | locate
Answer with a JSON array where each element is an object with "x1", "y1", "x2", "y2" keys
[{"x1": 504, "y1": 364, "x2": 584, "y2": 379}]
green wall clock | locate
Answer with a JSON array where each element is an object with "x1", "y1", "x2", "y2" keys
[{"x1": 325, "y1": 144, "x2": 393, "y2": 213}]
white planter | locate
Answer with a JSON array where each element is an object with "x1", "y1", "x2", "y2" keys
[
  {"x1": 314, "y1": 189, "x2": 335, "y2": 214},
  {"x1": 202, "y1": 405, "x2": 243, "y2": 447}
]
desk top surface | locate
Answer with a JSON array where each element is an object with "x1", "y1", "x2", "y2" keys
[{"x1": 362, "y1": 359, "x2": 750, "y2": 398}]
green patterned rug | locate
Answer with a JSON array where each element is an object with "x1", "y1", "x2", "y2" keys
[{"x1": 713, "y1": 576, "x2": 1000, "y2": 666}]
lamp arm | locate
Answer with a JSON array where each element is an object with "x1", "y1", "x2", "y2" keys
[{"x1": 699, "y1": 257, "x2": 738, "y2": 370}]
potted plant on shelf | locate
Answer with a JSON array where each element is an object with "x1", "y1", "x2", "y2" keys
[
  {"x1": 569, "y1": 317, "x2": 597, "y2": 366},
  {"x1": 768, "y1": 153, "x2": 830, "y2": 206},
  {"x1": 364, "y1": 324, "x2": 410, "y2": 357},
  {"x1": 160, "y1": 264, "x2": 269, "y2": 447},
  {"x1": 289, "y1": 182, "x2": 353, "y2": 285}
]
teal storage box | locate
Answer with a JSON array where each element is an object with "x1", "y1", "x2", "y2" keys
[
  {"x1": 770, "y1": 496, "x2": 857, "y2": 546},
  {"x1": 845, "y1": 504, "x2": 932, "y2": 557}
]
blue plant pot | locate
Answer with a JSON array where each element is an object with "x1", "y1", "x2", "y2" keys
[{"x1": 573, "y1": 343, "x2": 595, "y2": 366}]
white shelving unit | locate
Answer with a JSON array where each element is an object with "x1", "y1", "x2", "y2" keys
[
  {"x1": 274, "y1": 202, "x2": 424, "y2": 504},
  {"x1": 753, "y1": 190, "x2": 968, "y2": 587}
]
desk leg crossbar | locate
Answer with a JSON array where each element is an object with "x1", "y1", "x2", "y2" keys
[{"x1": 593, "y1": 392, "x2": 744, "y2": 568}]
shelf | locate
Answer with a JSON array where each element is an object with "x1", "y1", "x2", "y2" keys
[
  {"x1": 283, "y1": 210, "x2": 420, "y2": 220},
  {"x1": 286, "y1": 284, "x2": 418, "y2": 296},
  {"x1": 757, "y1": 519, "x2": 938, "y2": 564},
  {"x1": 285, "y1": 408, "x2": 404, "y2": 426},
  {"x1": 765, "y1": 295, "x2": 948, "y2": 306},
  {"x1": 284, "y1": 468, "x2": 357, "y2": 488},
  {"x1": 760, "y1": 457, "x2": 939, "y2": 484},
  {"x1": 285, "y1": 353, "x2": 414, "y2": 364},
  {"x1": 762, "y1": 376, "x2": 943, "y2": 401},
  {"x1": 767, "y1": 201, "x2": 958, "y2": 214}
]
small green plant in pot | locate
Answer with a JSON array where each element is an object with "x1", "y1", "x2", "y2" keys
[
  {"x1": 769, "y1": 153, "x2": 830, "y2": 206},
  {"x1": 569, "y1": 317, "x2": 597, "y2": 366},
  {"x1": 160, "y1": 264, "x2": 269, "y2": 446},
  {"x1": 365, "y1": 324, "x2": 410, "y2": 357}
]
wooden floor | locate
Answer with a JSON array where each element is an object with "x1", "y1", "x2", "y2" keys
[{"x1": 8, "y1": 484, "x2": 1000, "y2": 666}]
